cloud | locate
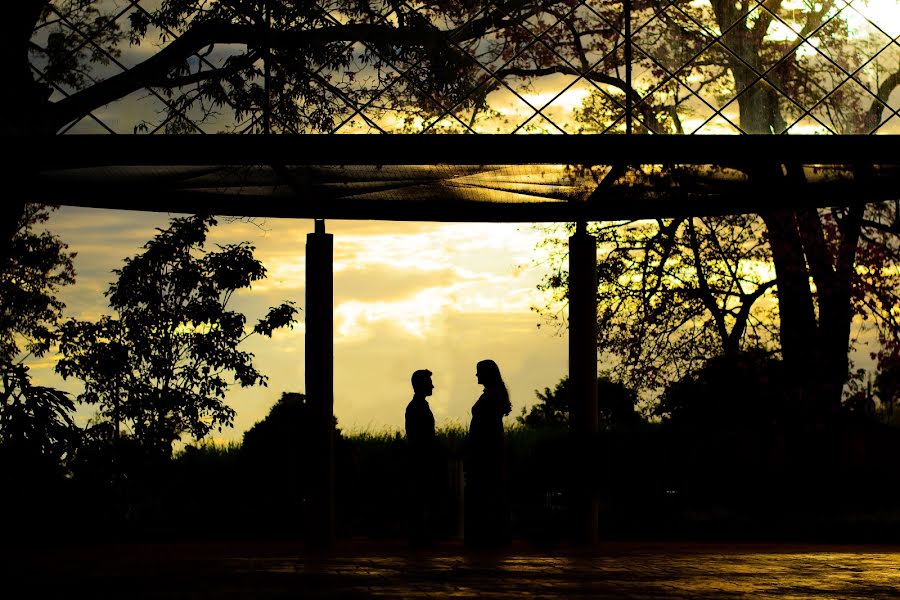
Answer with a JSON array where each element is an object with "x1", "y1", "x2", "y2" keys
[{"x1": 335, "y1": 264, "x2": 462, "y2": 303}]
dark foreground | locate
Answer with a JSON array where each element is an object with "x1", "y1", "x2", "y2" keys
[{"x1": 4, "y1": 540, "x2": 900, "y2": 599}]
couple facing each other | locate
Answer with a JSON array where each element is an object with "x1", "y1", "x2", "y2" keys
[{"x1": 405, "y1": 359, "x2": 512, "y2": 547}]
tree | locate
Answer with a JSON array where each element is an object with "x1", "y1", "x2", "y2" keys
[
  {"x1": 0, "y1": 204, "x2": 76, "y2": 360},
  {"x1": 242, "y1": 392, "x2": 338, "y2": 458},
  {"x1": 654, "y1": 350, "x2": 787, "y2": 429},
  {"x1": 56, "y1": 214, "x2": 297, "y2": 458},
  {"x1": 537, "y1": 207, "x2": 900, "y2": 422},
  {"x1": 875, "y1": 353, "x2": 900, "y2": 419},
  {"x1": 7, "y1": 1, "x2": 640, "y2": 259},
  {"x1": 518, "y1": 375, "x2": 641, "y2": 430},
  {"x1": 623, "y1": 1, "x2": 900, "y2": 417},
  {"x1": 0, "y1": 204, "x2": 78, "y2": 539},
  {"x1": 1, "y1": 361, "x2": 76, "y2": 461},
  {"x1": 0, "y1": 204, "x2": 77, "y2": 462},
  {"x1": 239, "y1": 392, "x2": 341, "y2": 534},
  {"x1": 529, "y1": 1, "x2": 900, "y2": 417},
  {"x1": 538, "y1": 214, "x2": 779, "y2": 395}
]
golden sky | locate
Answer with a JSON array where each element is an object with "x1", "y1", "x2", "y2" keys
[{"x1": 28, "y1": 207, "x2": 569, "y2": 440}]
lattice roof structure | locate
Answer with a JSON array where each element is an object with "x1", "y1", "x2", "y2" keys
[{"x1": 20, "y1": 1, "x2": 900, "y2": 219}]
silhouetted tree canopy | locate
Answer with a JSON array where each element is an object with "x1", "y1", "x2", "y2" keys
[
  {"x1": 242, "y1": 391, "x2": 339, "y2": 459},
  {"x1": 16, "y1": 0, "x2": 654, "y2": 135},
  {"x1": 240, "y1": 391, "x2": 341, "y2": 533},
  {"x1": 518, "y1": 375, "x2": 641, "y2": 431},
  {"x1": 56, "y1": 214, "x2": 297, "y2": 458},
  {"x1": 0, "y1": 204, "x2": 77, "y2": 465},
  {"x1": 0, "y1": 204, "x2": 76, "y2": 361},
  {"x1": 538, "y1": 216, "x2": 778, "y2": 396},
  {"x1": 875, "y1": 356, "x2": 900, "y2": 418},
  {"x1": 654, "y1": 351, "x2": 786, "y2": 430}
]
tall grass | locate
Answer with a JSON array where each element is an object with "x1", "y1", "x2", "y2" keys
[
  {"x1": 341, "y1": 422, "x2": 558, "y2": 444},
  {"x1": 61, "y1": 417, "x2": 900, "y2": 542},
  {"x1": 173, "y1": 440, "x2": 242, "y2": 460}
]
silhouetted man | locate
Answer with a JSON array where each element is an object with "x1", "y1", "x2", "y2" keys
[{"x1": 405, "y1": 369, "x2": 441, "y2": 546}]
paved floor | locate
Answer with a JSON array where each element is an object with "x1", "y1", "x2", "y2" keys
[{"x1": 6, "y1": 540, "x2": 900, "y2": 599}]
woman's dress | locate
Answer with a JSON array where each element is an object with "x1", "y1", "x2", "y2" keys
[{"x1": 464, "y1": 390, "x2": 510, "y2": 546}]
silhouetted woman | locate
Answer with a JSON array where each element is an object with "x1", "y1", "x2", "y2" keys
[{"x1": 464, "y1": 359, "x2": 512, "y2": 546}]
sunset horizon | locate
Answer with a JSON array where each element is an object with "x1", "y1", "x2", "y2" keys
[{"x1": 27, "y1": 206, "x2": 570, "y2": 442}]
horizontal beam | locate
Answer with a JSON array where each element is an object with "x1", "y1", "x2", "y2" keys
[
  {"x1": 16, "y1": 134, "x2": 900, "y2": 169},
  {"x1": 30, "y1": 176, "x2": 899, "y2": 222}
]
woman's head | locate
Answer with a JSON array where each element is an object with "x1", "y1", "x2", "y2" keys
[
  {"x1": 476, "y1": 359, "x2": 503, "y2": 387},
  {"x1": 476, "y1": 359, "x2": 511, "y2": 415}
]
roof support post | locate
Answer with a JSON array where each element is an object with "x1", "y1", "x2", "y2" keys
[
  {"x1": 569, "y1": 221, "x2": 599, "y2": 544},
  {"x1": 305, "y1": 218, "x2": 334, "y2": 545}
]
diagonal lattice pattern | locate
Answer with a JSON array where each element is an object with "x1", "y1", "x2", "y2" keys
[{"x1": 30, "y1": 1, "x2": 900, "y2": 136}]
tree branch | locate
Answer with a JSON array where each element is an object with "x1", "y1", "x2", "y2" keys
[
  {"x1": 156, "y1": 50, "x2": 260, "y2": 88},
  {"x1": 687, "y1": 219, "x2": 729, "y2": 348},
  {"x1": 50, "y1": 20, "x2": 448, "y2": 131},
  {"x1": 860, "y1": 217, "x2": 900, "y2": 237},
  {"x1": 493, "y1": 64, "x2": 660, "y2": 129},
  {"x1": 752, "y1": 0, "x2": 784, "y2": 43},
  {"x1": 864, "y1": 69, "x2": 900, "y2": 132},
  {"x1": 728, "y1": 279, "x2": 777, "y2": 350}
]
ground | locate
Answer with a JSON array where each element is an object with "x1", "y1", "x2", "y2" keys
[{"x1": 4, "y1": 540, "x2": 900, "y2": 598}]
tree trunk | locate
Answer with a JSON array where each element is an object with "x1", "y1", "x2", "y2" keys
[
  {"x1": 761, "y1": 208, "x2": 819, "y2": 413},
  {"x1": 795, "y1": 204, "x2": 863, "y2": 416},
  {"x1": 711, "y1": 0, "x2": 851, "y2": 420},
  {"x1": 3, "y1": 2, "x2": 55, "y2": 136},
  {"x1": 1, "y1": 3, "x2": 52, "y2": 308}
]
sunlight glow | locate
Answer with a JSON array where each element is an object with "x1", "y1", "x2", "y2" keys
[
  {"x1": 173, "y1": 322, "x2": 215, "y2": 335},
  {"x1": 336, "y1": 289, "x2": 452, "y2": 340},
  {"x1": 845, "y1": 0, "x2": 900, "y2": 37},
  {"x1": 326, "y1": 223, "x2": 553, "y2": 341}
]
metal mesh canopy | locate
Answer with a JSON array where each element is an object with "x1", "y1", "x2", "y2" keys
[
  {"x1": 31, "y1": 1, "x2": 900, "y2": 136},
  {"x1": 22, "y1": 1, "x2": 900, "y2": 220},
  {"x1": 27, "y1": 134, "x2": 900, "y2": 221}
]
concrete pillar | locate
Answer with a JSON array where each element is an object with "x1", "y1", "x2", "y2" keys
[
  {"x1": 569, "y1": 221, "x2": 599, "y2": 544},
  {"x1": 305, "y1": 218, "x2": 334, "y2": 545}
]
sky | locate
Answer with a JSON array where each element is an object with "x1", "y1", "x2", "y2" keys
[{"x1": 27, "y1": 208, "x2": 570, "y2": 441}]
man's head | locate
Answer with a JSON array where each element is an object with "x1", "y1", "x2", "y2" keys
[{"x1": 411, "y1": 369, "x2": 434, "y2": 397}]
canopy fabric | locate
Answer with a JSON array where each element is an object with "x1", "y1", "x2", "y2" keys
[{"x1": 23, "y1": 135, "x2": 900, "y2": 221}]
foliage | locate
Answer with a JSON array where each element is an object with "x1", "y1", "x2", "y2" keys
[
  {"x1": 17, "y1": 2, "x2": 900, "y2": 137},
  {"x1": 854, "y1": 201, "x2": 900, "y2": 407},
  {"x1": 0, "y1": 204, "x2": 76, "y2": 361},
  {"x1": 31, "y1": 0, "x2": 127, "y2": 91},
  {"x1": 654, "y1": 350, "x2": 787, "y2": 429},
  {"x1": 0, "y1": 361, "x2": 77, "y2": 466},
  {"x1": 531, "y1": 1, "x2": 900, "y2": 415},
  {"x1": 20, "y1": 0, "x2": 736, "y2": 134},
  {"x1": 57, "y1": 215, "x2": 297, "y2": 458},
  {"x1": 517, "y1": 375, "x2": 642, "y2": 431},
  {"x1": 0, "y1": 204, "x2": 77, "y2": 466},
  {"x1": 242, "y1": 391, "x2": 339, "y2": 459},
  {"x1": 22, "y1": 1, "x2": 550, "y2": 133},
  {"x1": 538, "y1": 215, "x2": 779, "y2": 395},
  {"x1": 875, "y1": 352, "x2": 900, "y2": 417}
]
